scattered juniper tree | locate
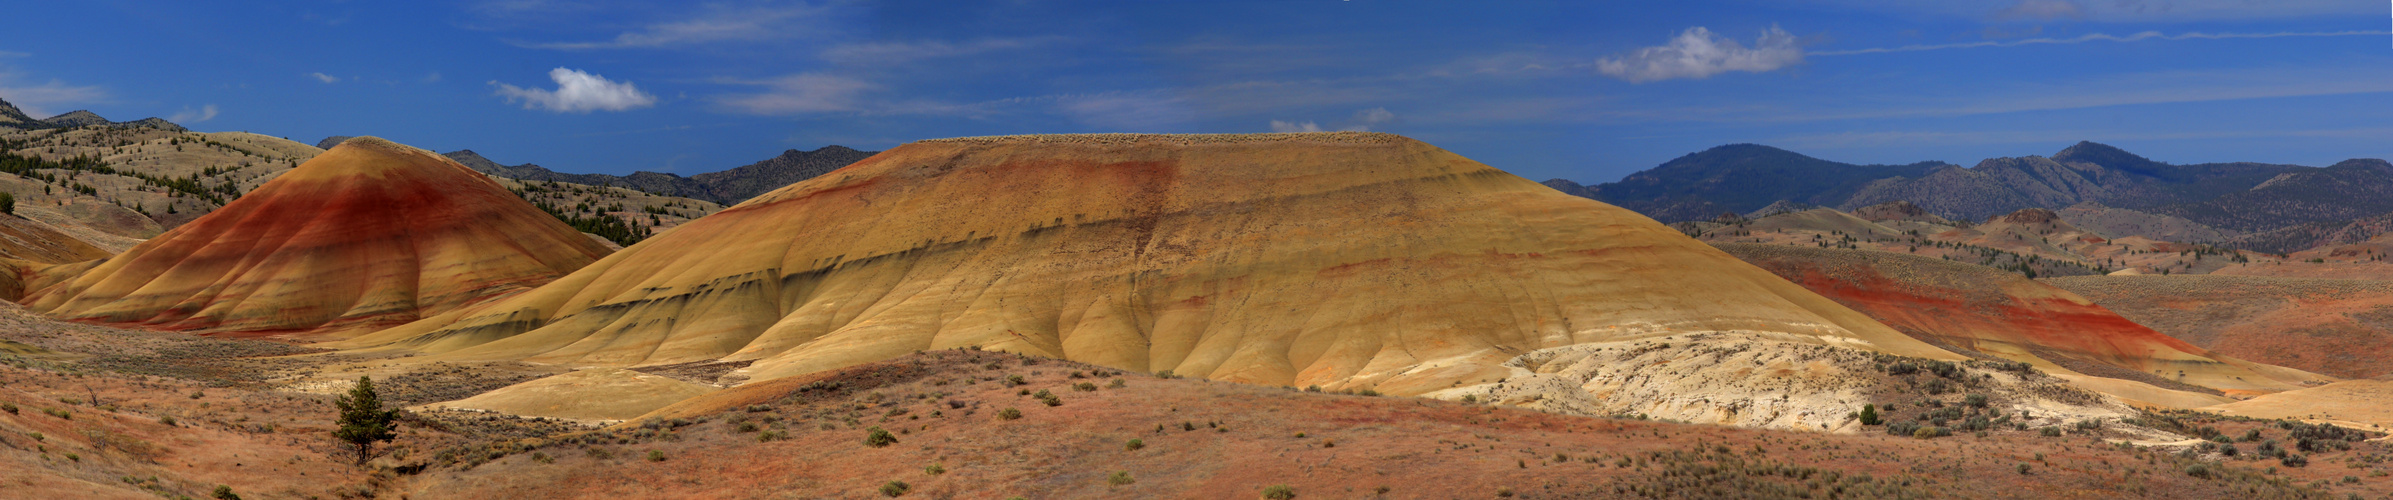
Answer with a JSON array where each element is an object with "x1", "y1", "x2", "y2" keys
[{"x1": 332, "y1": 376, "x2": 399, "y2": 466}]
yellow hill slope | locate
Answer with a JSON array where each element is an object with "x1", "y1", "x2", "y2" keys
[{"x1": 343, "y1": 132, "x2": 1958, "y2": 394}]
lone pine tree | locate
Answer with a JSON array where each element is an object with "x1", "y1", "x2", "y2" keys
[{"x1": 332, "y1": 376, "x2": 399, "y2": 466}]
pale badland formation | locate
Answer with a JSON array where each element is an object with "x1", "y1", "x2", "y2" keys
[{"x1": 4, "y1": 101, "x2": 2393, "y2": 498}]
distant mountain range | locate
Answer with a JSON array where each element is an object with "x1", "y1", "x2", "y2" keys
[
  {"x1": 0, "y1": 98, "x2": 184, "y2": 132},
  {"x1": 1550, "y1": 141, "x2": 2393, "y2": 251},
  {"x1": 323, "y1": 136, "x2": 872, "y2": 206}
]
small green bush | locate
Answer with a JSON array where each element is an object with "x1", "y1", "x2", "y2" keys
[
  {"x1": 1858, "y1": 404, "x2": 1880, "y2": 425},
  {"x1": 212, "y1": 485, "x2": 240, "y2": 500},
  {"x1": 925, "y1": 463, "x2": 945, "y2": 475},
  {"x1": 0, "y1": 403, "x2": 14, "y2": 414},
  {"x1": 1126, "y1": 439, "x2": 1145, "y2": 451},
  {"x1": 881, "y1": 481, "x2": 910, "y2": 497},
  {"x1": 1261, "y1": 485, "x2": 1297, "y2": 500},
  {"x1": 1107, "y1": 471, "x2": 1135, "y2": 486},
  {"x1": 865, "y1": 427, "x2": 899, "y2": 447},
  {"x1": 998, "y1": 408, "x2": 1022, "y2": 421},
  {"x1": 645, "y1": 450, "x2": 665, "y2": 462}
]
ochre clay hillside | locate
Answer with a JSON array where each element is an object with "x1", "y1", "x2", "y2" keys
[
  {"x1": 1717, "y1": 244, "x2": 2325, "y2": 405},
  {"x1": 2048, "y1": 274, "x2": 2393, "y2": 380},
  {"x1": 344, "y1": 132, "x2": 1960, "y2": 396},
  {"x1": 19, "y1": 137, "x2": 612, "y2": 337}
]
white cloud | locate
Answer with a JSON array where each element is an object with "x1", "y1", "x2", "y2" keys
[
  {"x1": 423, "y1": 71, "x2": 443, "y2": 83},
  {"x1": 1348, "y1": 107, "x2": 1396, "y2": 131},
  {"x1": 308, "y1": 72, "x2": 340, "y2": 83},
  {"x1": 715, "y1": 73, "x2": 873, "y2": 115},
  {"x1": 1273, "y1": 107, "x2": 1400, "y2": 133},
  {"x1": 820, "y1": 37, "x2": 1055, "y2": 64},
  {"x1": 525, "y1": 4, "x2": 831, "y2": 49},
  {"x1": 168, "y1": 104, "x2": 218, "y2": 123},
  {"x1": 491, "y1": 67, "x2": 658, "y2": 113},
  {"x1": 1995, "y1": 0, "x2": 2085, "y2": 20},
  {"x1": 1596, "y1": 26, "x2": 1804, "y2": 83},
  {"x1": 1814, "y1": 30, "x2": 2389, "y2": 56},
  {"x1": 1269, "y1": 120, "x2": 1323, "y2": 133}
]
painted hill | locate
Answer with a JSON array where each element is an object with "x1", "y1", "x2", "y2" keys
[
  {"x1": 18, "y1": 137, "x2": 613, "y2": 337},
  {"x1": 2048, "y1": 275, "x2": 2393, "y2": 380},
  {"x1": 346, "y1": 132, "x2": 1959, "y2": 400},
  {"x1": 1716, "y1": 243, "x2": 2322, "y2": 405},
  {"x1": 440, "y1": 145, "x2": 876, "y2": 205}
]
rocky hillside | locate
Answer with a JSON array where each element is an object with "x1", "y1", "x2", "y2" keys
[
  {"x1": 2152, "y1": 159, "x2": 2393, "y2": 232},
  {"x1": 0, "y1": 125, "x2": 721, "y2": 249},
  {"x1": 2050, "y1": 275, "x2": 2393, "y2": 380},
  {"x1": 1546, "y1": 143, "x2": 1946, "y2": 222},
  {"x1": 0, "y1": 98, "x2": 183, "y2": 132}
]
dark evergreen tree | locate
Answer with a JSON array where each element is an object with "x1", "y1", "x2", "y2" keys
[{"x1": 332, "y1": 376, "x2": 399, "y2": 466}]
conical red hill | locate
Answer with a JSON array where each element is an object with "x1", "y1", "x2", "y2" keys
[
  {"x1": 345, "y1": 132, "x2": 1958, "y2": 393},
  {"x1": 21, "y1": 137, "x2": 612, "y2": 337}
]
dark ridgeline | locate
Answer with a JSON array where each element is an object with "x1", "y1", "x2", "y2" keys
[
  {"x1": 437, "y1": 146, "x2": 877, "y2": 206},
  {"x1": 1550, "y1": 141, "x2": 2393, "y2": 252}
]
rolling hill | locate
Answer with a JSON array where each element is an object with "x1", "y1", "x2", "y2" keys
[
  {"x1": 342, "y1": 132, "x2": 1962, "y2": 407},
  {"x1": 19, "y1": 137, "x2": 613, "y2": 337}
]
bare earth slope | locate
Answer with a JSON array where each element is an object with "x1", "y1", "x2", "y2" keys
[
  {"x1": 1715, "y1": 244, "x2": 2323, "y2": 403},
  {"x1": 345, "y1": 132, "x2": 1958, "y2": 396},
  {"x1": 19, "y1": 137, "x2": 612, "y2": 337},
  {"x1": 2047, "y1": 275, "x2": 2393, "y2": 380}
]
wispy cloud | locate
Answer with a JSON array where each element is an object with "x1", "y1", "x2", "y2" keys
[
  {"x1": 491, "y1": 68, "x2": 658, "y2": 113},
  {"x1": 308, "y1": 72, "x2": 340, "y2": 83},
  {"x1": 820, "y1": 37, "x2": 1058, "y2": 65},
  {"x1": 715, "y1": 73, "x2": 873, "y2": 114},
  {"x1": 521, "y1": 3, "x2": 834, "y2": 50},
  {"x1": 168, "y1": 104, "x2": 219, "y2": 123},
  {"x1": 1814, "y1": 30, "x2": 2390, "y2": 56},
  {"x1": 1268, "y1": 107, "x2": 1399, "y2": 133},
  {"x1": 422, "y1": 71, "x2": 443, "y2": 84},
  {"x1": 1773, "y1": 127, "x2": 2393, "y2": 151},
  {"x1": 0, "y1": 68, "x2": 107, "y2": 117},
  {"x1": 1596, "y1": 26, "x2": 1804, "y2": 83},
  {"x1": 1268, "y1": 120, "x2": 1322, "y2": 133},
  {"x1": 1993, "y1": 0, "x2": 2085, "y2": 20},
  {"x1": 1639, "y1": 65, "x2": 2393, "y2": 125}
]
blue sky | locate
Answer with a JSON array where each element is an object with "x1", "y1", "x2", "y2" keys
[{"x1": 3, "y1": 0, "x2": 2390, "y2": 182}]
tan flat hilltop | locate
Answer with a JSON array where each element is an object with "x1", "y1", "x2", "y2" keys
[
  {"x1": 19, "y1": 137, "x2": 613, "y2": 337},
  {"x1": 343, "y1": 132, "x2": 1958, "y2": 399}
]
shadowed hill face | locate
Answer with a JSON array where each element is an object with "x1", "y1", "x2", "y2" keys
[
  {"x1": 345, "y1": 132, "x2": 1957, "y2": 394},
  {"x1": 1716, "y1": 244, "x2": 2321, "y2": 401},
  {"x1": 19, "y1": 137, "x2": 613, "y2": 337}
]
